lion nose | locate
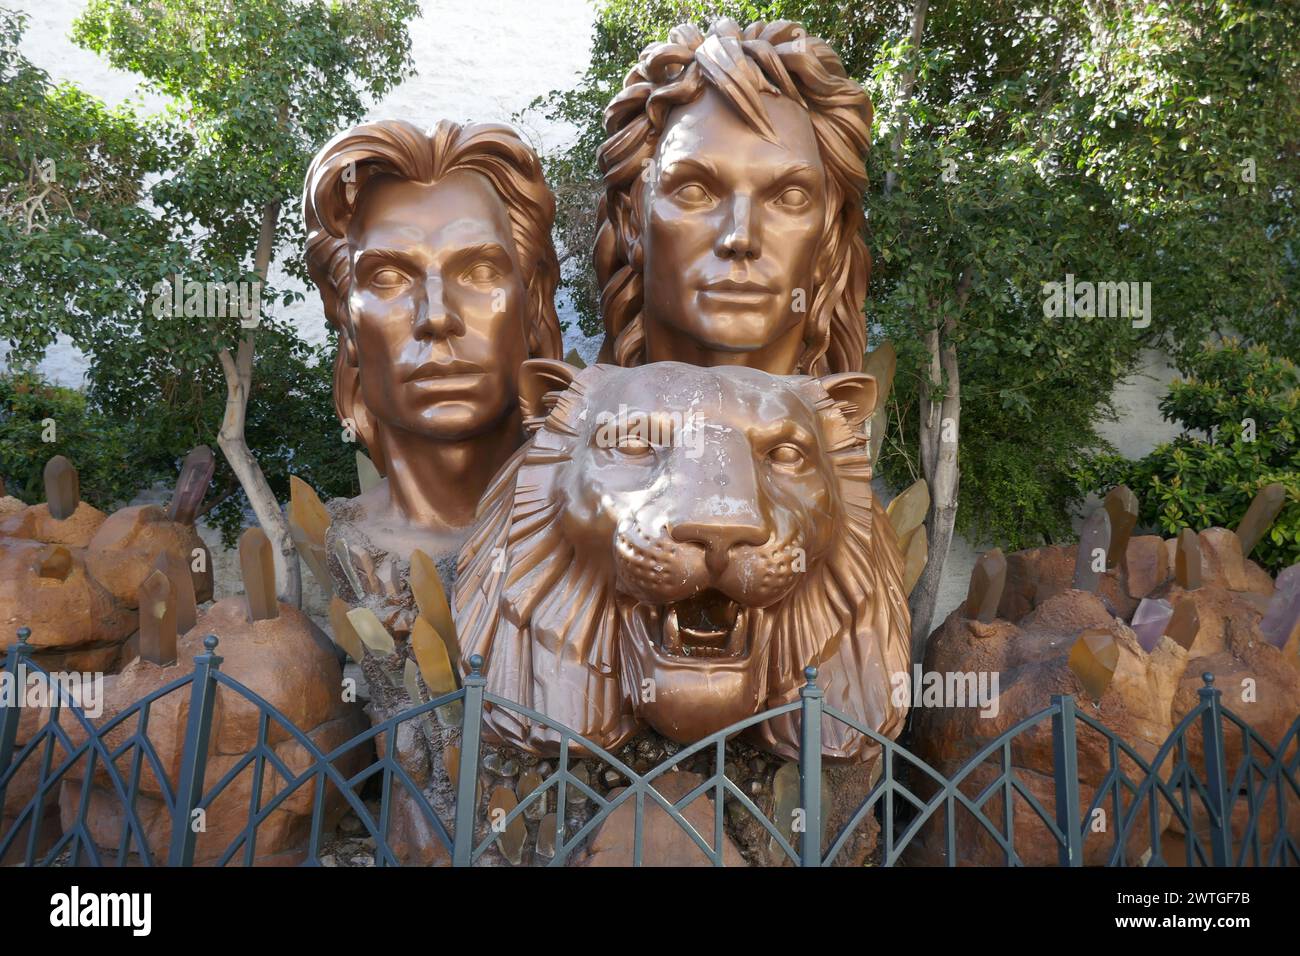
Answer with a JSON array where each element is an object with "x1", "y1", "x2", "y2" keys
[{"x1": 670, "y1": 518, "x2": 768, "y2": 576}]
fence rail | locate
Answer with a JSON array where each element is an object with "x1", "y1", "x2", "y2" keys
[{"x1": 2, "y1": 628, "x2": 1297, "y2": 867}]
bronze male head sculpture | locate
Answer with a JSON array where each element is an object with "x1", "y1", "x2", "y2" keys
[
  {"x1": 596, "y1": 18, "x2": 873, "y2": 376},
  {"x1": 304, "y1": 120, "x2": 563, "y2": 556},
  {"x1": 454, "y1": 360, "x2": 911, "y2": 762}
]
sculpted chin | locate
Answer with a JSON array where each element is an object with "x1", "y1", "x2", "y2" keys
[{"x1": 453, "y1": 360, "x2": 911, "y2": 762}]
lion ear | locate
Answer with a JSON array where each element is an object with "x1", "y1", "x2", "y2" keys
[
  {"x1": 817, "y1": 372, "x2": 877, "y2": 430},
  {"x1": 519, "y1": 358, "x2": 580, "y2": 430}
]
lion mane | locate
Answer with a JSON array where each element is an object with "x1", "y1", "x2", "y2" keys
[{"x1": 453, "y1": 362, "x2": 911, "y2": 762}]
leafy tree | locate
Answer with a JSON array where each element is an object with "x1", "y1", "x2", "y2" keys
[
  {"x1": 1, "y1": 3, "x2": 419, "y2": 602},
  {"x1": 1, "y1": 6, "x2": 190, "y2": 502},
  {"x1": 1071, "y1": 1, "x2": 1300, "y2": 364},
  {"x1": 1081, "y1": 340, "x2": 1299, "y2": 574}
]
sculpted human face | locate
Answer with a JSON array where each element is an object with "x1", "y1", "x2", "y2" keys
[
  {"x1": 642, "y1": 85, "x2": 827, "y2": 372},
  {"x1": 347, "y1": 170, "x2": 528, "y2": 440}
]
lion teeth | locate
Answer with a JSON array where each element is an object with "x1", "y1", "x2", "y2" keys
[
  {"x1": 726, "y1": 608, "x2": 748, "y2": 656},
  {"x1": 662, "y1": 607, "x2": 684, "y2": 654}
]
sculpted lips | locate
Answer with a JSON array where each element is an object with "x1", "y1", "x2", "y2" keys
[
  {"x1": 404, "y1": 358, "x2": 485, "y2": 386},
  {"x1": 698, "y1": 276, "x2": 772, "y2": 305}
]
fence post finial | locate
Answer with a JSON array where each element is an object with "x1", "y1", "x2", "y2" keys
[
  {"x1": 1050, "y1": 695, "x2": 1084, "y2": 866},
  {"x1": 1197, "y1": 670, "x2": 1232, "y2": 866},
  {"x1": 799, "y1": 663, "x2": 824, "y2": 867},
  {"x1": 453, "y1": 655, "x2": 487, "y2": 867},
  {"x1": 167, "y1": 634, "x2": 224, "y2": 866}
]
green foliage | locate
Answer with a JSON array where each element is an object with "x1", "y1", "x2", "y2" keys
[
  {"x1": 0, "y1": 3, "x2": 417, "y2": 545},
  {"x1": 1071, "y1": 1, "x2": 1300, "y2": 364},
  {"x1": 1, "y1": 7, "x2": 185, "y2": 362},
  {"x1": 1080, "y1": 341, "x2": 1300, "y2": 574},
  {"x1": 0, "y1": 371, "x2": 147, "y2": 509}
]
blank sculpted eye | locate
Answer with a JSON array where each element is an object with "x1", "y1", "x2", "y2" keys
[
  {"x1": 371, "y1": 267, "x2": 408, "y2": 288},
  {"x1": 767, "y1": 443, "x2": 808, "y2": 469},
  {"x1": 674, "y1": 183, "x2": 713, "y2": 205},
  {"x1": 774, "y1": 186, "x2": 811, "y2": 208},
  {"x1": 355, "y1": 252, "x2": 414, "y2": 295},
  {"x1": 453, "y1": 244, "x2": 514, "y2": 286},
  {"x1": 464, "y1": 262, "x2": 502, "y2": 284},
  {"x1": 660, "y1": 161, "x2": 717, "y2": 206}
]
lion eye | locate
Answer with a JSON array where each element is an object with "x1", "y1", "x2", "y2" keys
[{"x1": 768, "y1": 444, "x2": 805, "y2": 467}]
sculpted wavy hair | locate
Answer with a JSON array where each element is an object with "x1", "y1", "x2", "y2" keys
[
  {"x1": 303, "y1": 120, "x2": 563, "y2": 470},
  {"x1": 595, "y1": 18, "x2": 873, "y2": 375}
]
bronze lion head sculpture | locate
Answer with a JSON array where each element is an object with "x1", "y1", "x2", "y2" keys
[{"x1": 453, "y1": 360, "x2": 910, "y2": 762}]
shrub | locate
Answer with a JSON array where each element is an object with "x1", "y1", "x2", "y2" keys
[{"x1": 1080, "y1": 340, "x2": 1299, "y2": 574}]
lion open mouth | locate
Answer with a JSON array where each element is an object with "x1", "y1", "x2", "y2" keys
[{"x1": 656, "y1": 588, "x2": 748, "y2": 659}]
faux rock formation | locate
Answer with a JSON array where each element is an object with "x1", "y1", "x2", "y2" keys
[
  {"x1": 58, "y1": 527, "x2": 368, "y2": 865},
  {"x1": 915, "y1": 495, "x2": 1299, "y2": 863},
  {"x1": 579, "y1": 772, "x2": 745, "y2": 866},
  {"x1": 1149, "y1": 548, "x2": 1300, "y2": 852},
  {"x1": 0, "y1": 540, "x2": 135, "y2": 672},
  {"x1": 0, "y1": 452, "x2": 214, "y2": 671},
  {"x1": 911, "y1": 586, "x2": 1192, "y2": 865}
]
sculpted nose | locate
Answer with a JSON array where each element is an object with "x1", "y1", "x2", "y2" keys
[
  {"x1": 671, "y1": 517, "x2": 769, "y2": 577},
  {"x1": 715, "y1": 194, "x2": 761, "y2": 261},
  {"x1": 414, "y1": 275, "x2": 465, "y2": 340}
]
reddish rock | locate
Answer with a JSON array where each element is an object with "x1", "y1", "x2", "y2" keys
[
  {"x1": 998, "y1": 544, "x2": 1137, "y2": 622},
  {"x1": 58, "y1": 597, "x2": 370, "y2": 865},
  {"x1": 911, "y1": 589, "x2": 1191, "y2": 865},
  {"x1": 1, "y1": 502, "x2": 213, "y2": 673},
  {"x1": 1160, "y1": 530, "x2": 1273, "y2": 595},
  {"x1": 580, "y1": 771, "x2": 745, "y2": 866},
  {"x1": 916, "y1": 527, "x2": 1298, "y2": 864},
  {"x1": 1198, "y1": 528, "x2": 1250, "y2": 592},
  {"x1": 0, "y1": 501, "x2": 107, "y2": 548},
  {"x1": 0, "y1": 540, "x2": 135, "y2": 670},
  {"x1": 83, "y1": 505, "x2": 213, "y2": 606},
  {"x1": 1124, "y1": 535, "x2": 1171, "y2": 599},
  {"x1": 1164, "y1": 592, "x2": 1300, "y2": 851}
]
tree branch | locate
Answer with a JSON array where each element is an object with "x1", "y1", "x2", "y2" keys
[{"x1": 885, "y1": 0, "x2": 930, "y2": 197}]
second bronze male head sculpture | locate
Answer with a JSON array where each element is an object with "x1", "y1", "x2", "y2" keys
[
  {"x1": 596, "y1": 18, "x2": 873, "y2": 376},
  {"x1": 304, "y1": 119, "x2": 563, "y2": 556}
]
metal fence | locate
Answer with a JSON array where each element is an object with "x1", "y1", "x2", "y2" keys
[{"x1": 2, "y1": 627, "x2": 1297, "y2": 867}]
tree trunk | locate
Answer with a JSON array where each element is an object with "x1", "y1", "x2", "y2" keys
[
  {"x1": 216, "y1": 193, "x2": 301, "y2": 608},
  {"x1": 884, "y1": 0, "x2": 929, "y2": 197},
  {"x1": 908, "y1": 268, "x2": 972, "y2": 661}
]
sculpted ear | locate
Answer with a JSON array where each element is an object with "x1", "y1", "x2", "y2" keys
[
  {"x1": 519, "y1": 359, "x2": 580, "y2": 429},
  {"x1": 817, "y1": 372, "x2": 877, "y2": 430}
]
